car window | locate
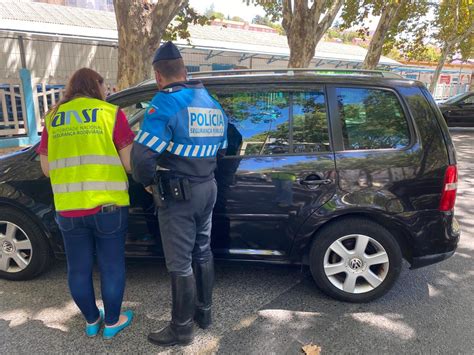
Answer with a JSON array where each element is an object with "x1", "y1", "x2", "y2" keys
[
  {"x1": 121, "y1": 101, "x2": 150, "y2": 133},
  {"x1": 212, "y1": 91, "x2": 291, "y2": 156},
  {"x1": 336, "y1": 87, "x2": 410, "y2": 150},
  {"x1": 292, "y1": 91, "x2": 330, "y2": 153},
  {"x1": 443, "y1": 92, "x2": 468, "y2": 104},
  {"x1": 461, "y1": 95, "x2": 474, "y2": 105}
]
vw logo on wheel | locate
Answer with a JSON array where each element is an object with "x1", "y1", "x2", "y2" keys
[
  {"x1": 2, "y1": 241, "x2": 15, "y2": 254},
  {"x1": 349, "y1": 258, "x2": 363, "y2": 271}
]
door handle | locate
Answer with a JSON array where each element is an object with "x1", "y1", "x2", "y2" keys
[{"x1": 300, "y1": 179, "x2": 333, "y2": 186}]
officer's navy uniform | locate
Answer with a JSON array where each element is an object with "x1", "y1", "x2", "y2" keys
[{"x1": 131, "y1": 41, "x2": 228, "y2": 346}]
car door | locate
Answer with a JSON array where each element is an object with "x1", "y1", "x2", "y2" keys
[
  {"x1": 447, "y1": 93, "x2": 474, "y2": 127},
  {"x1": 456, "y1": 94, "x2": 474, "y2": 126},
  {"x1": 209, "y1": 83, "x2": 336, "y2": 261},
  {"x1": 108, "y1": 90, "x2": 163, "y2": 256}
]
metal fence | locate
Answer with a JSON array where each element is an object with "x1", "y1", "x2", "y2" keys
[
  {"x1": 0, "y1": 77, "x2": 120, "y2": 138},
  {"x1": 34, "y1": 82, "x2": 66, "y2": 132},
  {"x1": 33, "y1": 82, "x2": 117, "y2": 132},
  {"x1": 0, "y1": 79, "x2": 67, "y2": 137},
  {"x1": 0, "y1": 79, "x2": 27, "y2": 136},
  {"x1": 433, "y1": 83, "x2": 471, "y2": 100}
]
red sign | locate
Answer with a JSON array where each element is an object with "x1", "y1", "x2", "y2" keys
[{"x1": 440, "y1": 75, "x2": 451, "y2": 84}]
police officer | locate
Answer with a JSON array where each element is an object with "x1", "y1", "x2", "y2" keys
[{"x1": 131, "y1": 42, "x2": 228, "y2": 346}]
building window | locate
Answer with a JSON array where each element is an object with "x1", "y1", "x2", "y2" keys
[
  {"x1": 212, "y1": 64, "x2": 235, "y2": 71},
  {"x1": 186, "y1": 65, "x2": 200, "y2": 73}
]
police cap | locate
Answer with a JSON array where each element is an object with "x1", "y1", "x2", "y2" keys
[{"x1": 152, "y1": 41, "x2": 182, "y2": 64}]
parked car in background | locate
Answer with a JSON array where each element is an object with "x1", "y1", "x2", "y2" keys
[
  {"x1": 0, "y1": 69, "x2": 460, "y2": 303},
  {"x1": 438, "y1": 91, "x2": 474, "y2": 127}
]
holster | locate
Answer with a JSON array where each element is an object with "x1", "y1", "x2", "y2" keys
[
  {"x1": 153, "y1": 173, "x2": 192, "y2": 205},
  {"x1": 151, "y1": 175, "x2": 166, "y2": 208}
]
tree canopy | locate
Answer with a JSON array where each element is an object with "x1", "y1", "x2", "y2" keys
[
  {"x1": 428, "y1": 0, "x2": 474, "y2": 92},
  {"x1": 340, "y1": 0, "x2": 431, "y2": 69}
]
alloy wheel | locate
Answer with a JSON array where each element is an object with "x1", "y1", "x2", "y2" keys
[
  {"x1": 323, "y1": 234, "x2": 389, "y2": 294},
  {"x1": 0, "y1": 221, "x2": 33, "y2": 273}
]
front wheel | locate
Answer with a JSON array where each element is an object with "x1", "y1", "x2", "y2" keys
[
  {"x1": 309, "y1": 218, "x2": 402, "y2": 302},
  {"x1": 0, "y1": 206, "x2": 52, "y2": 280}
]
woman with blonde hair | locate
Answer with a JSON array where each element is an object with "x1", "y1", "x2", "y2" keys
[{"x1": 37, "y1": 68, "x2": 134, "y2": 339}]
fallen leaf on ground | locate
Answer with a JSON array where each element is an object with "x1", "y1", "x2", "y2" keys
[{"x1": 302, "y1": 344, "x2": 321, "y2": 355}]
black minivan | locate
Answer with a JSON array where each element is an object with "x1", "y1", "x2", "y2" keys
[{"x1": 0, "y1": 69, "x2": 460, "y2": 302}]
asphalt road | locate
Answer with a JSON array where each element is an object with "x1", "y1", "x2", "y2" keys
[{"x1": 1, "y1": 130, "x2": 473, "y2": 354}]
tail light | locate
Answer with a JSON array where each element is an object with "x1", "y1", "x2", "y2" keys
[{"x1": 439, "y1": 165, "x2": 458, "y2": 211}]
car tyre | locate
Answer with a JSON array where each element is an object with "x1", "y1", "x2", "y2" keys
[
  {"x1": 309, "y1": 217, "x2": 402, "y2": 303},
  {"x1": 0, "y1": 206, "x2": 52, "y2": 280}
]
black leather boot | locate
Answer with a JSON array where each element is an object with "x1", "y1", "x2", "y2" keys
[
  {"x1": 148, "y1": 274, "x2": 195, "y2": 346},
  {"x1": 193, "y1": 257, "x2": 214, "y2": 329}
]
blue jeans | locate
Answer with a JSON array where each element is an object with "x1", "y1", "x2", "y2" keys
[{"x1": 56, "y1": 207, "x2": 128, "y2": 325}]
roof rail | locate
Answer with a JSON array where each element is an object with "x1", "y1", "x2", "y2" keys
[
  {"x1": 186, "y1": 68, "x2": 404, "y2": 79},
  {"x1": 135, "y1": 68, "x2": 403, "y2": 87}
]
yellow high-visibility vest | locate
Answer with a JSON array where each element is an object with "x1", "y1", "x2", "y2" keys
[{"x1": 45, "y1": 97, "x2": 129, "y2": 212}]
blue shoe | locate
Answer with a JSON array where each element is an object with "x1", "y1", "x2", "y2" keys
[
  {"x1": 103, "y1": 310, "x2": 134, "y2": 340},
  {"x1": 85, "y1": 309, "x2": 104, "y2": 337}
]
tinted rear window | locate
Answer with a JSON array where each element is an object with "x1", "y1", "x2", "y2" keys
[
  {"x1": 400, "y1": 86, "x2": 450, "y2": 167},
  {"x1": 336, "y1": 87, "x2": 410, "y2": 150}
]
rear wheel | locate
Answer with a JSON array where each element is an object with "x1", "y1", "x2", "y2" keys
[
  {"x1": 0, "y1": 206, "x2": 52, "y2": 280},
  {"x1": 309, "y1": 218, "x2": 402, "y2": 302}
]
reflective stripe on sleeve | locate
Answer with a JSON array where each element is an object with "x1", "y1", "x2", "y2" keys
[
  {"x1": 146, "y1": 136, "x2": 159, "y2": 148},
  {"x1": 134, "y1": 130, "x2": 143, "y2": 141},
  {"x1": 49, "y1": 155, "x2": 122, "y2": 170},
  {"x1": 156, "y1": 141, "x2": 168, "y2": 153},
  {"x1": 52, "y1": 181, "x2": 128, "y2": 194},
  {"x1": 183, "y1": 145, "x2": 192, "y2": 157},
  {"x1": 164, "y1": 141, "x2": 220, "y2": 158},
  {"x1": 138, "y1": 132, "x2": 149, "y2": 143},
  {"x1": 173, "y1": 144, "x2": 184, "y2": 155},
  {"x1": 191, "y1": 146, "x2": 200, "y2": 157},
  {"x1": 136, "y1": 131, "x2": 168, "y2": 154}
]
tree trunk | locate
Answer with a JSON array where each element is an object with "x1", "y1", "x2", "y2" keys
[
  {"x1": 362, "y1": 3, "x2": 403, "y2": 70},
  {"x1": 113, "y1": 0, "x2": 185, "y2": 90},
  {"x1": 283, "y1": 0, "x2": 344, "y2": 68},
  {"x1": 428, "y1": 12, "x2": 474, "y2": 94},
  {"x1": 429, "y1": 44, "x2": 451, "y2": 94},
  {"x1": 470, "y1": 70, "x2": 474, "y2": 91},
  {"x1": 287, "y1": 22, "x2": 320, "y2": 68},
  {"x1": 115, "y1": 30, "x2": 153, "y2": 90}
]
